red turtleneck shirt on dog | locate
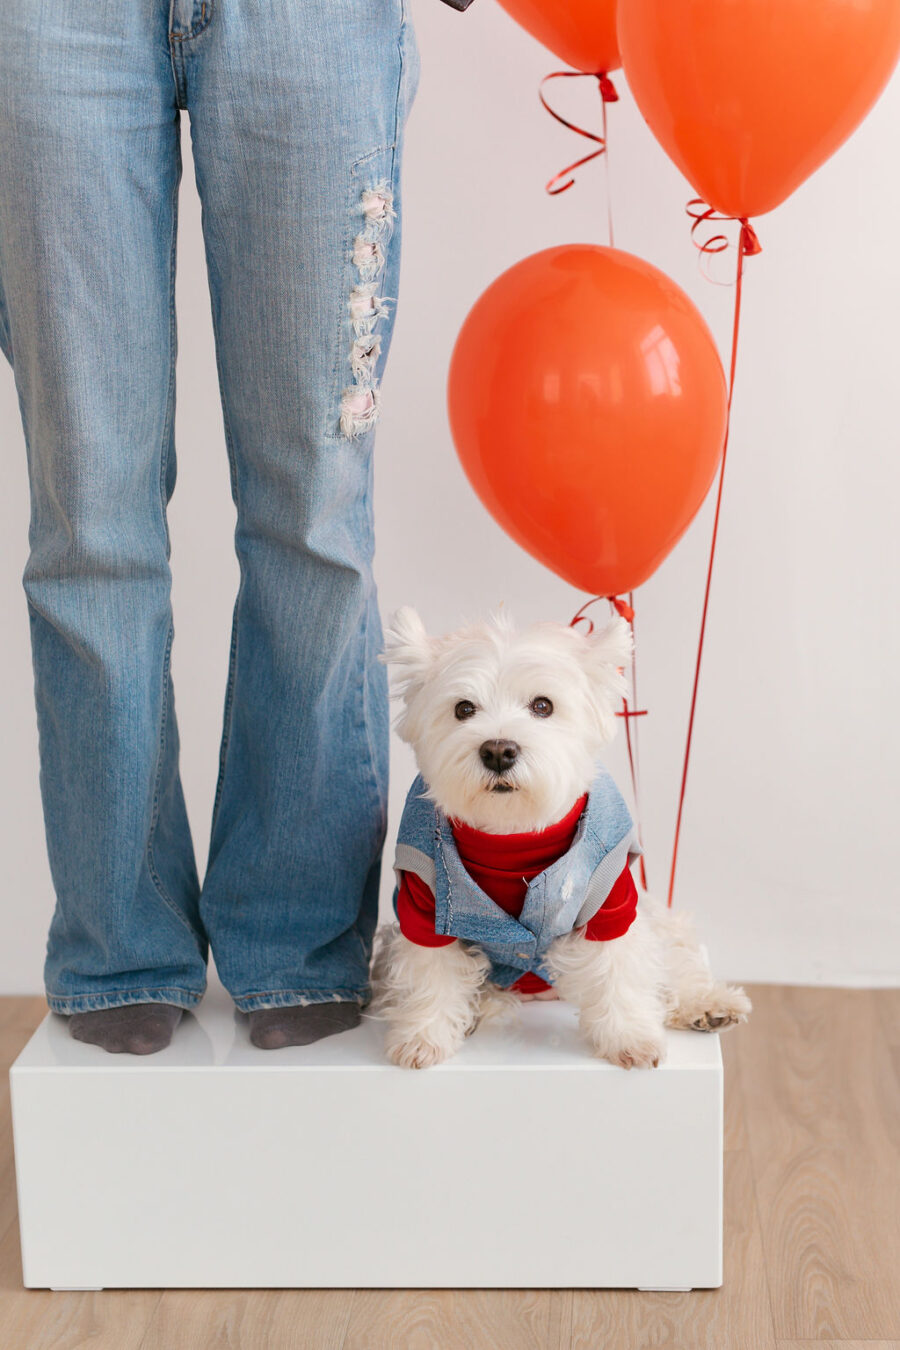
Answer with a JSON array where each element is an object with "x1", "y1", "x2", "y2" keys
[{"x1": 395, "y1": 793, "x2": 639, "y2": 997}]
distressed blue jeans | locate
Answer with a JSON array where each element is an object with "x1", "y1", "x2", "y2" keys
[{"x1": 0, "y1": 0, "x2": 418, "y2": 1014}]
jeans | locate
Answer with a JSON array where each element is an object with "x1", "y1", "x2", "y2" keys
[{"x1": 0, "y1": 0, "x2": 419, "y2": 1014}]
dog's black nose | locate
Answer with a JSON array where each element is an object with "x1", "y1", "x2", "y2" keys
[{"x1": 479, "y1": 739, "x2": 519, "y2": 774}]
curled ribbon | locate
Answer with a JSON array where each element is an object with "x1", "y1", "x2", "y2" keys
[
  {"x1": 539, "y1": 70, "x2": 618, "y2": 197},
  {"x1": 570, "y1": 593, "x2": 632, "y2": 633},
  {"x1": 686, "y1": 198, "x2": 762, "y2": 269}
]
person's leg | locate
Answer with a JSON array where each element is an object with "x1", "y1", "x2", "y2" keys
[
  {"x1": 179, "y1": 0, "x2": 419, "y2": 1043},
  {"x1": 0, "y1": 0, "x2": 209, "y2": 1050}
]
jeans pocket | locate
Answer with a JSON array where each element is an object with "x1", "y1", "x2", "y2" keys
[{"x1": 324, "y1": 143, "x2": 398, "y2": 442}]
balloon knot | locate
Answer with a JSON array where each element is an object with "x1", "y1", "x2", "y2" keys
[
  {"x1": 740, "y1": 219, "x2": 762, "y2": 256},
  {"x1": 608, "y1": 594, "x2": 635, "y2": 622},
  {"x1": 596, "y1": 73, "x2": 619, "y2": 102}
]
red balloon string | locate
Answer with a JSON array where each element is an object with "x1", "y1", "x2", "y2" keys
[
  {"x1": 570, "y1": 594, "x2": 649, "y2": 888},
  {"x1": 624, "y1": 590, "x2": 648, "y2": 889},
  {"x1": 667, "y1": 207, "x2": 762, "y2": 908},
  {"x1": 601, "y1": 93, "x2": 615, "y2": 249},
  {"x1": 539, "y1": 69, "x2": 619, "y2": 242}
]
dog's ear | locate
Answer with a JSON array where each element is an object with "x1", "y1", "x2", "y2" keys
[
  {"x1": 578, "y1": 615, "x2": 631, "y2": 740},
  {"x1": 584, "y1": 614, "x2": 632, "y2": 673},
  {"x1": 379, "y1": 605, "x2": 437, "y2": 699}
]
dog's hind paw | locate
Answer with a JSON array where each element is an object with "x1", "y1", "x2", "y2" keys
[{"x1": 670, "y1": 984, "x2": 752, "y2": 1033}]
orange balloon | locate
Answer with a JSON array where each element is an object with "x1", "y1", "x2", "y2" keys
[
  {"x1": 618, "y1": 0, "x2": 900, "y2": 219},
  {"x1": 496, "y1": 0, "x2": 620, "y2": 75},
  {"x1": 447, "y1": 245, "x2": 728, "y2": 597}
]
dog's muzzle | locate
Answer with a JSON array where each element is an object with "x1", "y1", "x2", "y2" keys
[{"x1": 479, "y1": 739, "x2": 519, "y2": 790}]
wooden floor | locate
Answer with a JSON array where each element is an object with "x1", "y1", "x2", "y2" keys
[{"x1": 0, "y1": 987, "x2": 897, "y2": 1349}]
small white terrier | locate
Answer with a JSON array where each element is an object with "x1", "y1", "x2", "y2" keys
[{"x1": 371, "y1": 606, "x2": 750, "y2": 1070}]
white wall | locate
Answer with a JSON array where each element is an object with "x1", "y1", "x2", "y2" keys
[{"x1": 1, "y1": 0, "x2": 898, "y2": 993}]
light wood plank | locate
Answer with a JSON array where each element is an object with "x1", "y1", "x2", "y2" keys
[
  {"x1": 343, "y1": 1288, "x2": 555, "y2": 1350},
  {"x1": 741, "y1": 985, "x2": 900, "y2": 1342},
  {"x1": 876, "y1": 988, "x2": 900, "y2": 1045},
  {"x1": 565, "y1": 1148, "x2": 776, "y2": 1350},
  {"x1": 546, "y1": 1289, "x2": 573, "y2": 1350},
  {"x1": 0, "y1": 1119, "x2": 20, "y2": 1246},
  {"x1": 140, "y1": 1289, "x2": 353, "y2": 1350},
  {"x1": 722, "y1": 1025, "x2": 749, "y2": 1152},
  {"x1": 0, "y1": 999, "x2": 42, "y2": 1043},
  {"x1": 778, "y1": 1342, "x2": 900, "y2": 1349}
]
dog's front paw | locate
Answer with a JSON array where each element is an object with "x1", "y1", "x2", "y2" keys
[
  {"x1": 609, "y1": 1036, "x2": 666, "y2": 1070},
  {"x1": 588, "y1": 1028, "x2": 666, "y2": 1070},
  {"x1": 386, "y1": 1034, "x2": 451, "y2": 1070}
]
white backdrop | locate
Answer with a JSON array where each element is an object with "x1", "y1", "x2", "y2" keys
[{"x1": 1, "y1": 0, "x2": 898, "y2": 993}]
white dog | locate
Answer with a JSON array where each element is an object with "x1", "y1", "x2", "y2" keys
[{"x1": 371, "y1": 606, "x2": 750, "y2": 1070}]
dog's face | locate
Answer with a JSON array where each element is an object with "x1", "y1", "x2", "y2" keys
[{"x1": 380, "y1": 607, "x2": 631, "y2": 832}]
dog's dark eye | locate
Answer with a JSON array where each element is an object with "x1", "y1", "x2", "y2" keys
[
  {"x1": 454, "y1": 700, "x2": 477, "y2": 721},
  {"x1": 529, "y1": 696, "x2": 554, "y2": 718}
]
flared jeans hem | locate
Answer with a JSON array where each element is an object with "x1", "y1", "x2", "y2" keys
[
  {"x1": 46, "y1": 986, "x2": 206, "y2": 1015},
  {"x1": 233, "y1": 987, "x2": 371, "y2": 1013}
]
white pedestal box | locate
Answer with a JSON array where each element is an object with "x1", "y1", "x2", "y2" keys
[{"x1": 9, "y1": 981, "x2": 723, "y2": 1290}]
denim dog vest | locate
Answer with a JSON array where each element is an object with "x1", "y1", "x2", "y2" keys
[{"x1": 392, "y1": 767, "x2": 641, "y2": 988}]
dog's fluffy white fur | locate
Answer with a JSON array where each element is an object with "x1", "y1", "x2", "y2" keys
[{"x1": 372, "y1": 606, "x2": 750, "y2": 1069}]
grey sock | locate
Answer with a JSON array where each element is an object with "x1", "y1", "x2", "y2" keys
[
  {"x1": 248, "y1": 1002, "x2": 361, "y2": 1049},
  {"x1": 68, "y1": 1003, "x2": 183, "y2": 1055}
]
